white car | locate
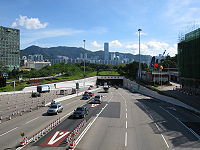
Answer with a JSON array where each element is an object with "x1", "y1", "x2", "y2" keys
[{"x1": 47, "y1": 103, "x2": 63, "y2": 115}]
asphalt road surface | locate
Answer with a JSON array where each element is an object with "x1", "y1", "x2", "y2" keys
[{"x1": 0, "y1": 88, "x2": 199, "y2": 150}]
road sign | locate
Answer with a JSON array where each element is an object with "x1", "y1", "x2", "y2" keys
[
  {"x1": 40, "y1": 130, "x2": 70, "y2": 147},
  {"x1": 20, "y1": 132, "x2": 25, "y2": 137},
  {"x1": 91, "y1": 104, "x2": 100, "y2": 108}
]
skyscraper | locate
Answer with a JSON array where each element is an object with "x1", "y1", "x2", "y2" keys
[
  {"x1": 104, "y1": 42, "x2": 109, "y2": 60},
  {"x1": 0, "y1": 26, "x2": 20, "y2": 70}
]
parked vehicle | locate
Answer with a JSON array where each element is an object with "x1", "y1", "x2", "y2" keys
[
  {"x1": 31, "y1": 92, "x2": 41, "y2": 97},
  {"x1": 37, "y1": 85, "x2": 50, "y2": 93},
  {"x1": 47, "y1": 103, "x2": 63, "y2": 115},
  {"x1": 72, "y1": 106, "x2": 88, "y2": 118}
]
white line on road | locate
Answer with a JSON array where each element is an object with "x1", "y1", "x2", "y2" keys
[
  {"x1": 126, "y1": 121, "x2": 128, "y2": 129},
  {"x1": 126, "y1": 108, "x2": 127, "y2": 112},
  {"x1": 160, "y1": 106, "x2": 200, "y2": 140},
  {"x1": 25, "y1": 117, "x2": 39, "y2": 124},
  {"x1": 0, "y1": 127, "x2": 18, "y2": 137},
  {"x1": 155, "y1": 123, "x2": 169, "y2": 148},
  {"x1": 125, "y1": 132, "x2": 127, "y2": 147},
  {"x1": 161, "y1": 134, "x2": 169, "y2": 148},
  {"x1": 74, "y1": 92, "x2": 113, "y2": 149},
  {"x1": 126, "y1": 113, "x2": 127, "y2": 119}
]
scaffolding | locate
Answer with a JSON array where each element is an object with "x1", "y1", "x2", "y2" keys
[{"x1": 178, "y1": 28, "x2": 200, "y2": 89}]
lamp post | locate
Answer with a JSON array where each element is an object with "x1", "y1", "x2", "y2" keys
[
  {"x1": 138, "y1": 29, "x2": 142, "y2": 79},
  {"x1": 83, "y1": 40, "x2": 86, "y2": 88}
]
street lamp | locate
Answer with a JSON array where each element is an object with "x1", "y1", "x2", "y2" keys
[
  {"x1": 138, "y1": 29, "x2": 142, "y2": 79},
  {"x1": 83, "y1": 40, "x2": 86, "y2": 88}
]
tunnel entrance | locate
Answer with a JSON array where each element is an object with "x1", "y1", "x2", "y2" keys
[{"x1": 96, "y1": 76, "x2": 124, "y2": 86}]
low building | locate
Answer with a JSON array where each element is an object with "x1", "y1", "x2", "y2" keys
[
  {"x1": 25, "y1": 61, "x2": 51, "y2": 70},
  {"x1": 141, "y1": 71, "x2": 169, "y2": 85}
]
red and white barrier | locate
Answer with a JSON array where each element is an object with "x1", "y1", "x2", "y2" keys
[{"x1": 19, "y1": 118, "x2": 61, "y2": 147}]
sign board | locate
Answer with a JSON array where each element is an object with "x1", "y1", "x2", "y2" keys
[{"x1": 20, "y1": 132, "x2": 25, "y2": 137}]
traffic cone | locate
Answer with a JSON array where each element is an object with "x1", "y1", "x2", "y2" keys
[{"x1": 69, "y1": 140, "x2": 76, "y2": 150}]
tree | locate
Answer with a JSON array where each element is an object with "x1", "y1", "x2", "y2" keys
[{"x1": 160, "y1": 55, "x2": 177, "y2": 68}]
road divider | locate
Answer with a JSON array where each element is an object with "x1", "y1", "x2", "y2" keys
[{"x1": 19, "y1": 118, "x2": 61, "y2": 147}]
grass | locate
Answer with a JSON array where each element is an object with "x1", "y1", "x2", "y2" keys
[
  {"x1": 0, "y1": 70, "x2": 120, "y2": 92},
  {"x1": 98, "y1": 71, "x2": 120, "y2": 76},
  {"x1": 0, "y1": 81, "x2": 27, "y2": 92}
]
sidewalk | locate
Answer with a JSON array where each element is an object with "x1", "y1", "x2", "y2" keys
[
  {"x1": 123, "y1": 78, "x2": 200, "y2": 114},
  {"x1": 157, "y1": 82, "x2": 200, "y2": 112}
]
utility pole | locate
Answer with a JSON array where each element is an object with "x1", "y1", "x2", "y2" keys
[
  {"x1": 83, "y1": 40, "x2": 86, "y2": 88},
  {"x1": 138, "y1": 29, "x2": 142, "y2": 79}
]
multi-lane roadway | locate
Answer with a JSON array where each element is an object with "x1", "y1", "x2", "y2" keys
[{"x1": 0, "y1": 87, "x2": 199, "y2": 150}]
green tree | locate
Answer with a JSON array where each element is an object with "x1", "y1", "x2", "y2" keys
[{"x1": 160, "y1": 55, "x2": 177, "y2": 68}]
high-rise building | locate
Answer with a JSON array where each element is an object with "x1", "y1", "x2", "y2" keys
[
  {"x1": 0, "y1": 26, "x2": 20, "y2": 70},
  {"x1": 104, "y1": 42, "x2": 109, "y2": 60}
]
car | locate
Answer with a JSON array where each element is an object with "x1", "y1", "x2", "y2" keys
[
  {"x1": 47, "y1": 103, "x2": 63, "y2": 115},
  {"x1": 88, "y1": 92, "x2": 94, "y2": 97},
  {"x1": 91, "y1": 95, "x2": 102, "y2": 104},
  {"x1": 72, "y1": 106, "x2": 88, "y2": 118},
  {"x1": 31, "y1": 92, "x2": 41, "y2": 97},
  {"x1": 82, "y1": 94, "x2": 90, "y2": 100}
]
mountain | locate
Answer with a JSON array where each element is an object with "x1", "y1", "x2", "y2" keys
[{"x1": 20, "y1": 45, "x2": 152, "y2": 63}]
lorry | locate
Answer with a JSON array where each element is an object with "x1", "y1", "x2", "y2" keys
[{"x1": 37, "y1": 85, "x2": 50, "y2": 93}]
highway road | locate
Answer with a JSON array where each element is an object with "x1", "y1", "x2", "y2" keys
[
  {"x1": 0, "y1": 89, "x2": 101, "y2": 150},
  {"x1": 0, "y1": 88, "x2": 199, "y2": 150},
  {"x1": 75, "y1": 88, "x2": 200, "y2": 150}
]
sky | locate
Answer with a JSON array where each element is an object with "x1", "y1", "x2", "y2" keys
[{"x1": 1, "y1": 0, "x2": 200, "y2": 56}]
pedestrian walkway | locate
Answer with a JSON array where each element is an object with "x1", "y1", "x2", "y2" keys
[{"x1": 123, "y1": 78, "x2": 200, "y2": 114}]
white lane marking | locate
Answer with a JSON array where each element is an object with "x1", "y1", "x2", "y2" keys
[
  {"x1": 25, "y1": 117, "x2": 39, "y2": 124},
  {"x1": 0, "y1": 127, "x2": 18, "y2": 137},
  {"x1": 138, "y1": 102, "x2": 170, "y2": 148},
  {"x1": 155, "y1": 123, "x2": 169, "y2": 148},
  {"x1": 126, "y1": 121, "x2": 128, "y2": 129},
  {"x1": 74, "y1": 92, "x2": 113, "y2": 149},
  {"x1": 160, "y1": 106, "x2": 200, "y2": 140},
  {"x1": 161, "y1": 134, "x2": 169, "y2": 148},
  {"x1": 126, "y1": 108, "x2": 127, "y2": 112},
  {"x1": 125, "y1": 132, "x2": 127, "y2": 147},
  {"x1": 126, "y1": 113, "x2": 127, "y2": 119}
]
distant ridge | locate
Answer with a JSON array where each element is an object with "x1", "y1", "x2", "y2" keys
[{"x1": 20, "y1": 45, "x2": 152, "y2": 63}]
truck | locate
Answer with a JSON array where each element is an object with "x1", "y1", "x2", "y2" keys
[{"x1": 37, "y1": 85, "x2": 50, "y2": 93}]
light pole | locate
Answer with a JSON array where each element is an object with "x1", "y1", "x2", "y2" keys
[
  {"x1": 83, "y1": 40, "x2": 86, "y2": 88},
  {"x1": 138, "y1": 29, "x2": 142, "y2": 79}
]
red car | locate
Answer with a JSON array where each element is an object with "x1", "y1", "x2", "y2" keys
[
  {"x1": 84, "y1": 91, "x2": 94, "y2": 97},
  {"x1": 88, "y1": 92, "x2": 94, "y2": 97}
]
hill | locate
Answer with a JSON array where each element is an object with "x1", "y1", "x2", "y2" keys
[{"x1": 20, "y1": 45, "x2": 152, "y2": 63}]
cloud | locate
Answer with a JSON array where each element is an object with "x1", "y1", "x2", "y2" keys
[
  {"x1": 147, "y1": 41, "x2": 169, "y2": 50},
  {"x1": 12, "y1": 15, "x2": 48, "y2": 29},
  {"x1": 91, "y1": 41, "x2": 101, "y2": 47},
  {"x1": 21, "y1": 28, "x2": 84, "y2": 44},
  {"x1": 110, "y1": 40, "x2": 122, "y2": 47},
  {"x1": 164, "y1": 0, "x2": 200, "y2": 24},
  {"x1": 125, "y1": 41, "x2": 177, "y2": 56}
]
